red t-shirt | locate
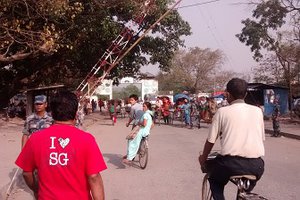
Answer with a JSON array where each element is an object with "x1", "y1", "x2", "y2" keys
[{"x1": 15, "y1": 124, "x2": 107, "y2": 200}]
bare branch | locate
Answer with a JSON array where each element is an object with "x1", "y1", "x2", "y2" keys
[{"x1": 0, "y1": 51, "x2": 32, "y2": 62}]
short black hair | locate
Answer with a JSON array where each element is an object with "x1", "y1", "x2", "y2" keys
[
  {"x1": 129, "y1": 94, "x2": 138, "y2": 101},
  {"x1": 143, "y1": 102, "x2": 154, "y2": 120},
  {"x1": 143, "y1": 102, "x2": 152, "y2": 111},
  {"x1": 50, "y1": 91, "x2": 78, "y2": 121},
  {"x1": 226, "y1": 78, "x2": 248, "y2": 100}
]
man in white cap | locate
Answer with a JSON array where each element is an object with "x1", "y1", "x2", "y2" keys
[{"x1": 21, "y1": 95, "x2": 53, "y2": 148}]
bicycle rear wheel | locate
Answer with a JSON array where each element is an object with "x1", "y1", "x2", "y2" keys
[
  {"x1": 138, "y1": 138, "x2": 148, "y2": 169},
  {"x1": 202, "y1": 174, "x2": 213, "y2": 200},
  {"x1": 238, "y1": 193, "x2": 268, "y2": 200}
]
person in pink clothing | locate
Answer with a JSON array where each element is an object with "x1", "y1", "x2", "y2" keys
[{"x1": 16, "y1": 91, "x2": 107, "y2": 200}]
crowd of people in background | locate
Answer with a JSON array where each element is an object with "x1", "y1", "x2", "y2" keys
[
  {"x1": 77, "y1": 94, "x2": 231, "y2": 130},
  {"x1": 151, "y1": 95, "x2": 228, "y2": 129},
  {"x1": 10, "y1": 90, "x2": 280, "y2": 137}
]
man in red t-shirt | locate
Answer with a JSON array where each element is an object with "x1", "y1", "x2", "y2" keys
[{"x1": 16, "y1": 91, "x2": 107, "y2": 200}]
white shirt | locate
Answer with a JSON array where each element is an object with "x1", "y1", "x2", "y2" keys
[{"x1": 207, "y1": 99, "x2": 265, "y2": 158}]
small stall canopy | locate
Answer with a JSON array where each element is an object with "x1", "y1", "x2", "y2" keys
[
  {"x1": 22, "y1": 85, "x2": 66, "y2": 115},
  {"x1": 245, "y1": 83, "x2": 289, "y2": 117}
]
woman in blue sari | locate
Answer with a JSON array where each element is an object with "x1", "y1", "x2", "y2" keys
[{"x1": 123, "y1": 102, "x2": 153, "y2": 164}]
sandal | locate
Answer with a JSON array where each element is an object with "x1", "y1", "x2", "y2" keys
[{"x1": 122, "y1": 159, "x2": 132, "y2": 165}]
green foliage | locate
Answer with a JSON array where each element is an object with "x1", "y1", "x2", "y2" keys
[
  {"x1": 96, "y1": 95, "x2": 109, "y2": 101},
  {"x1": 0, "y1": 0, "x2": 191, "y2": 107},
  {"x1": 236, "y1": 0, "x2": 300, "y2": 61},
  {"x1": 113, "y1": 84, "x2": 141, "y2": 99},
  {"x1": 236, "y1": 0, "x2": 289, "y2": 60},
  {"x1": 237, "y1": 0, "x2": 300, "y2": 100}
]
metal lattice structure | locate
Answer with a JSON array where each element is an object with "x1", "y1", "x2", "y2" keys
[{"x1": 76, "y1": 0, "x2": 154, "y2": 104}]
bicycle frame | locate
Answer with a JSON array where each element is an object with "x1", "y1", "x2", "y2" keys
[{"x1": 201, "y1": 152, "x2": 268, "y2": 200}]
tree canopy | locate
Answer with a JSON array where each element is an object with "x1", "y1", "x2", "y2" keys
[
  {"x1": 157, "y1": 47, "x2": 252, "y2": 94},
  {"x1": 0, "y1": 0, "x2": 191, "y2": 107},
  {"x1": 157, "y1": 47, "x2": 227, "y2": 94},
  {"x1": 237, "y1": 0, "x2": 300, "y2": 96}
]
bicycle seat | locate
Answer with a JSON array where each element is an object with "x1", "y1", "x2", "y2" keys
[
  {"x1": 230, "y1": 175, "x2": 256, "y2": 181},
  {"x1": 230, "y1": 175, "x2": 256, "y2": 192}
]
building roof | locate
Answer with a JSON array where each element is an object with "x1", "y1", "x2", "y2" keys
[
  {"x1": 22, "y1": 85, "x2": 65, "y2": 92},
  {"x1": 247, "y1": 83, "x2": 288, "y2": 91},
  {"x1": 139, "y1": 72, "x2": 156, "y2": 79}
]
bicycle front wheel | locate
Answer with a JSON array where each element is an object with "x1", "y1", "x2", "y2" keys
[
  {"x1": 138, "y1": 139, "x2": 148, "y2": 169},
  {"x1": 202, "y1": 174, "x2": 213, "y2": 200}
]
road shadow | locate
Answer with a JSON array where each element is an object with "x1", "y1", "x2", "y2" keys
[
  {"x1": 103, "y1": 153, "x2": 126, "y2": 169},
  {"x1": 130, "y1": 159, "x2": 144, "y2": 170},
  {"x1": 0, "y1": 168, "x2": 33, "y2": 199}
]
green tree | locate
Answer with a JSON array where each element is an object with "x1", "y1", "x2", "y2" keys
[
  {"x1": 237, "y1": 0, "x2": 300, "y2": 101},
  {"x1": 0, "y1": 0, "x2": 191, "y2": 107},
  {"x1": 113, "y1": 84, "x2": 141, "y2": 99}
]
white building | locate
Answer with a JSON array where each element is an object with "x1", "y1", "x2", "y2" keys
[
  {"x1": 95, "y1": 73, "x2": 158, "y2": 100},
  {"x1": 95, "y1": 79, "x2": 113, "y2": 99}
]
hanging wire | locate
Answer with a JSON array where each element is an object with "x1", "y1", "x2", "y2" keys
[{"x1": 176, "y1": 0, "x2": 221, "y2": 9}]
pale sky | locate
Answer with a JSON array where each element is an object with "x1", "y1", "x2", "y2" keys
[
  {"x1": 177, "y1": 0, "x2": 257, "y2": 73},
  {"x1": 142, "y1": 0, "x2": 258, "y2": 75}
]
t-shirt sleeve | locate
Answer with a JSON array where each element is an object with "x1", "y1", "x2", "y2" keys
[
  {"x1": 22, "y1": 119, "x2": 30, "y2": 135},
  {"x1": 85, "y1": 136, "x2": 107, "y2": 175},
  {"x1": 129, "y1": 106, "x2": 135, "y2": 119},
  {"x1": 207, "y1": 110, "x2": 221, "y2": 144},
  {"x1": 259, "y1": 110, "x2": 266, "y2": 141},
  {"x1": 15, "y1": 137, "x2": 35, "y2": 171}
]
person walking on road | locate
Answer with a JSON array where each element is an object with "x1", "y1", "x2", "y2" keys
[
  {"x1": 179, "y1": 99, "x2": 192, "y2": 129},
  {"x1": 16, "y1": 91, "x2": 107, "y2": 200},
  {"x1": 21, "y1": 95, "x2": 53, "y2": 148},
  {"x1": 198, "y1": 78, "x2": 265, "y2": 200},
  {"x1": 98, "y1": 99, "x2": 104, "y2": 112},
  {"x1": 272, "y1": 102, "x2": 281, "y2": 137},
  {"x1": 126, "y1": 94, "x2": 144, "y2": 129}
]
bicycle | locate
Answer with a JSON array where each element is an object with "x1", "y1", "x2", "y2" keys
[
  {"x1": 137, "y1": 136, "x2": 149, "y2": 169},
  {"x1": 201, "y1": 153, "x2": 268, "y2": 200}
]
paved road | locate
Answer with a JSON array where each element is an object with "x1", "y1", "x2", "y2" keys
[{"x1": 3, "y1": 113, "x2": 300, "y2": 200}]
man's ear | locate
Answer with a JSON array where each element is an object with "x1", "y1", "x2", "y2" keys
[{"x1": 226, "y1": 92, "x2": 233, "y2": 102}]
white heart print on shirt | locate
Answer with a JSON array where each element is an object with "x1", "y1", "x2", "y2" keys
[{"x1": 58, "y1": 138, "x2": 70, "y2": 149}]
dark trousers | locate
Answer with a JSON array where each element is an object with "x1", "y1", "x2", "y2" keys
[{"x1": 207, "y1": 155, "x2": 264, "y2": 200}]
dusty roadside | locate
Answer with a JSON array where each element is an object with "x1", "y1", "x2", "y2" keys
[{"x1": 0, "y1": 117, "x2": 25, "y2": 200}]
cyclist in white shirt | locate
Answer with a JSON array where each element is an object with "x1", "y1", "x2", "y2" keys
[{"x1": 199, "y1": 78, "x2": 265, "y2": 200}]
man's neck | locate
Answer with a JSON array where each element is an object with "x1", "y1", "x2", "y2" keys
[
  {"x1": 54, "y1": 120, "x2": 75, "y2": 126},
  {"x1": 36, "y1": 111, "x2": 46, "y2": 117},
  {"x1": 229, "y1": 99, "x2": 245, "y2": 105}
]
